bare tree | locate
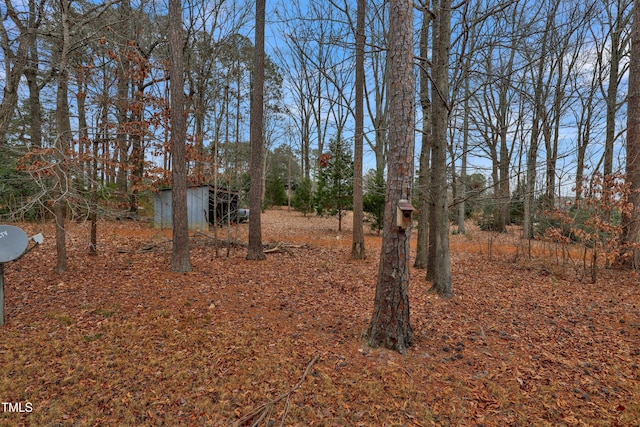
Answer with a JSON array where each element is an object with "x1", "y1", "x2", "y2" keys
[
  {"x1": 364, "y1": 1, "x2": 390, "y2": 174},
  {"x1": 275, "y1": 0, "x2": 355, "y2": 180},
  {"x1": 470, "y1": 3, "x2": 527, "y2": 233},
  {"x1": 540, "y1": 2, "x2": 594, "y2": 211},
  {"x1": 572, "y1": 58, "x2": 602, "y2": 200},
  {"x1": 522, "y1": 0, "x2": 560, "y2": 239},
  {"x1": 595, "y1": 0, "x2": 632, "y2": 177},
  {"x1": 183, "y1": 0, "x2": 252, "y2": 215},
  {"x1": 115, "y1": 0, "x2": 131, "y2": 199},
  {"x1": 23, "y1": 0, "x2": 47, "y2": 151},
  {"x1": 414, "y1": 1, "x2": 432, "y2": 269},
  {"x1": 426, "y1": 0, "x2": 452, "y2": 297},
  {"x1": 623, "y1": 0, "x2": 640, "y2": 268},
  {"x1": 272, "y1": 31, "x2": 314, "y2": 179},
  {"x1": 247, "y1": 0, "x2": 267, "y2": 261},
  {"x1": 351, "y1": 0, "x2": 366, "y2": 260},
  {"x1": 451, "y1": 0, "x2": 480, "y2": 235},
  {"x1": 0, "y1": 1, "x2": 30, "y2": 145},
  {"x1": 51, "y1": 0, "x2": 74, "y2": 273},
  {"x1": 48, "y1": 0, "x2": 114, "y2": 271},
  {"x1": 169, "y1": 0, "x2": 192, "y2": 272},
  {"x1": 366, "y1": 0, "x2": 414, "y2": 354}
]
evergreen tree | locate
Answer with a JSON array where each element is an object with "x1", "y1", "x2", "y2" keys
[
  {"x1": 363, "y1": 169, "x2": 385, "y2": 234},
  {"x1": 0, "y1": 147, "x2": 40, "y2": 220},
  {"x1": 314, "y1": 138, "x2": 353, "y2": 231},
  {"x1": 265, "y1": 144, "x2": 301, "y2": 208},
  {"x1": 293, "y1": 177, "x2": 313, "y2": 215},
  {"x1": 264, "y1": 175, "x2": 287, "y2": 207}
]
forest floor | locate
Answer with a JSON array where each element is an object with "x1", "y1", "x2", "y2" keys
[{"x1": 1, "y1": 208, "x2": 639, "y2": 426}]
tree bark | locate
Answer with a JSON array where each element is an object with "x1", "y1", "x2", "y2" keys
[
  {"x1": 575, "y1": 74, "x2": 597, "y2": 200},
  {"x1": 25, "y1": 0, "x2": 44, "y2": 150},
  {"x1": 351, "y1": 0, "x2": 366, "y2": 260},
  {"x1": 0, "y1": 1, "x2": 29, "y2": 145},
  {"x1": 169, "y1": 0, "x2": 191, "y2": 272},
  {"x1": 523, "y1": 1, "x2": 559, "y2": 240},
  {"x1": 115, "y1": 0, "x2": 131, "y2": 199},
  {"x1": 53, "y1": 0, "x2": 72, "y2": 274},
  {"x1": 458, "y1": 75, "x2": 469, "y2": 234},
  {"x1": 623, "y1": 0, "x2": 640, "y2": 268},
  {"x1": 414, "y1": 5, "x2": 432, "y2": 269},
  {"x1": 602, "y1": 0, "x2": 630, "y2": 177},
  {"x1": 366, "y1": 0, "x2": 415, "y2": 354},
  {"x1": 427, "y1": 0, "x2": 452, "y2": 297},
  {"x1": 247, "y1": 0, "x2": 267, "y2": 261}
]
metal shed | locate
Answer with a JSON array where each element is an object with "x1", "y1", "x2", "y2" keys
[{"x1": 154, "y1": 186, "x2": 240, "y2": 230}]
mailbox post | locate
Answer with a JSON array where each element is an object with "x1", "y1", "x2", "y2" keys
[{"x1": 0, "y1": 225, "x2": 43, "y2": 326}]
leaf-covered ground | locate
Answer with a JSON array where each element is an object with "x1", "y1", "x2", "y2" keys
[{"x1": 1, "y1": 209, "x2": 639, "y2": 426}]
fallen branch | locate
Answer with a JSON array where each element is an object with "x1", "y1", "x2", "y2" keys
[
  {"x1": 263, "y1": 242, "x2": 309, "y2": 256},
  {"x1": 263, "y1": 243, "x2": 294, "y2": 256},
  {"x1": 121, "y1": 235, "x2": 309, "y2": 255},
  {"x1": 139, "y1": 240, "x2": 172, "y2": 252},
  {"x1": 232, "y1": 354, "x2": 321, "y2": 427},
  {"x1": 193, "y1": 231, "x2": 247, "y2": 249},
  {"x1": 118, "y1": 239, "x2": 172, "y2": 253}
]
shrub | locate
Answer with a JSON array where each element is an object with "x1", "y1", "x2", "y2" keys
[{"x1": 540, "y1": 173, "x2": 636, "y2": 281}]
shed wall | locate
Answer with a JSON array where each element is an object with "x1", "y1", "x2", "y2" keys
[{"x1": 153, "y1": 187, "x2": 210, "y2": 231}]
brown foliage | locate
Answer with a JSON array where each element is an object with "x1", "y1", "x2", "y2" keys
[
  {"x1": 318, "y1": 153, "x2": 331, "y2": 168},
  {"x1": 0, "y1": 210, "x2": 638, "y2": 425}
]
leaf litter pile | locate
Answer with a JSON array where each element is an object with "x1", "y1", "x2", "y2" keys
[{"x1": 1, "y1": 209, "x2": 639, "y2": 426}]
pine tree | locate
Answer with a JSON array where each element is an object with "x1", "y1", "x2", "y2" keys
[
  {"x1": 363, "y1": 169, "x2": 386, "y2": 234},
  {"x1": 314, "y1": 138, "x2": 354, "y2": 231},
  {"x1": 293, "y1": 177, "x2": 313, "y2": 215}
]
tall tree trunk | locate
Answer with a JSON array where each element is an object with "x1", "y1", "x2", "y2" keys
[
  {"x1": 604, "y1": 14, "x2": 621, "y2": 176},
  {"x1": 53, "y1": 0, "x2": 72, "y2": 273},
  {"x1": 575, "y1": 71, "x2": 598, "y2": 200},
  {"x1": 0, "y1": 3, "x2": 29, "y2": 146},
  {"x1": 92, "y1": 63, "x2": 111, "y2": 254},
  {"x1": 351, "y1": 0, "x2": 366, "y2": 260},
  {"x1": 129, "y1": 83, "x2": 145, "y2": 215},
  {"x1": 169, "y1": 0, "x2": 191, "y2": 272},
  {"x1": 599, "y1": 0, "x2": 632, "y2": 176},
  {"x1": 545, "y1": 35, "x2": 574, "y2": 211},
  {"x1": 372, "y1": 84, "x2": 389, "y2": 174},
  {"x1": 497, "y1": 128, "x2": 511, "y2": 231},
  {"x1": 523, "y1": 1, "x2": 559, "y2": 240},
  {"x1": 414, "y1": 5, "x2": 432, "y2": 269},
  {"x1": 194, "y1": 98, "x2": 205, "y2": 180},
  {"x1": 247, "y1": 0, "x2": 267, "y2": 261},
  {"x1": 24, "y1": 0, "x2": 43, "y2": 223},
  {"x1": 25, "y1": 0, "x2": 44, "y2": 150},
  {"x1": 76, "y1": 73, "x2": 89, "y2": 190},
  {"x1": 623, "y1": 0, "x2": 640, "y2": 268},
  {"x1": 89, "y1": 133, "x2": 99, "y2": 256},
  {"x1": 427, "y1": 0, "x2": 452, "y2": 297},
  {"x1": 116, "y1": 0, "x2": 131, "y2": 200},
  {"x1": 458, "y1": 77, "x2": 469, "y2": 234},
  {"x1": 366, "y1": 0, "x2": 415, "y2": 354},
  {"x1": 496, "y1": 60, "x2": 514, "y2": 232}
]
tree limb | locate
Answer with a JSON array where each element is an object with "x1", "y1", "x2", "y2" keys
[{"x1": 232, "y1": 354, "x2": 321, "y2": 427}]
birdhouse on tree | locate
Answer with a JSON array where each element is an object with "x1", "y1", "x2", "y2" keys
[{"x1": 396, "y1": 199, "x2": 414, "y2": 231}]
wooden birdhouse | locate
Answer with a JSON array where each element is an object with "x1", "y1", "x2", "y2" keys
[{"x1": 396, "y1": 199, "x2": 415, "y2": 231}]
